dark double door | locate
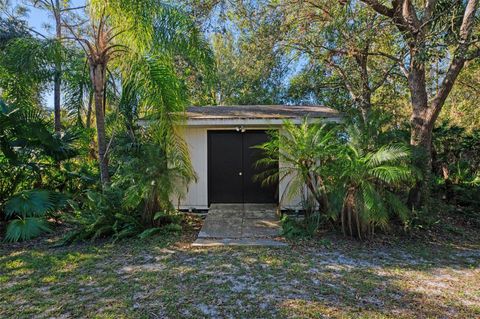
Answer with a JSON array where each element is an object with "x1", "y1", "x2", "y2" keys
[{"x1": 208, "y1": 130, "x2": 278, "y2": 204}]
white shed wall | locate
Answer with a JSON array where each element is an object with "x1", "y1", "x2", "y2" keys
[{"x1": 172, "y1": 127, "x2": 209, "y2": 210}]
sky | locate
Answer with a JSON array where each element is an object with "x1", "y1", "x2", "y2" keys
[
  {"x1": 8, "y1": 0, "x2": 304, "y2": 107},
  {"x1": 16, "y1": 0, "x2": 85, "y2": 35}
]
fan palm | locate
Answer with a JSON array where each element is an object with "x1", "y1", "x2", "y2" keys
[
  {"x1": 63, "y1": 0, "x2": 213, "y2": 185},
  {"x1": 3, "y1": 189, "x2": 66, "y2": 242}
]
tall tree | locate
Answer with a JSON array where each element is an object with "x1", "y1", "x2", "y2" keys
[
  {"x1": 358, "y1": 0, "x2": 480, "y2": 206},
  {"x1": 21, "y1": 0, "x2": 85, "y2": 132},
  {"x1": 63, "y1": 0, "x2": 212, "y2": 185},
  {"x1": 280, "y1": 0, "x2": 402, "y2": 122},
  {"x1": 184, "y1": 0, "x2": 290, "y2": 105}
]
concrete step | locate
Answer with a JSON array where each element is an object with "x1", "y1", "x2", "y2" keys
[{"x1": 192, "y1": 238, "x2": 288, "y2": 247}]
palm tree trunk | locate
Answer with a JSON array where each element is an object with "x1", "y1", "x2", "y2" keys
[
  {"x1": 53, "y1": 0, "x2": 62, "y2": 133},
  {"x1": 355, "y1": 209, "x2": 362, "y2": 240},
  {"x1": 90, "y1": 62, "x2": 110, "y2": 185},
  {"x1": 86, "y1": 91, "x2": 93, "y2": 129}
]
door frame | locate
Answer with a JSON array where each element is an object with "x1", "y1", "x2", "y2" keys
[{"x1": 207, "y1": 129, "x2": 278, "y2": 205}]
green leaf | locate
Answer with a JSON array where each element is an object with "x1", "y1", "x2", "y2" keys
[
  {"x1": 4, "y1": 190, "x2": 58, "y2": 218},
  {"x1": 368, "y1": 145, "x2": 410, "y2": 166},
  {"x1": 5, "y1": 217, "x2": 52, "y2": 242},
  {"x1": 369, "y1": 166, "x2": 413, "y2": 184},
  {"x1": 138, "y1": 227, "x2": 163, "y2": 239}
]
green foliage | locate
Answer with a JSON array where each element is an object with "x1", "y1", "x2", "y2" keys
[
  {"x1": 259, "y1": 118, "x2": 416, "y2": 239},
  {"x1": 5, "y1": 217, "x2": 52, "y2": 242},
  {"x1": 433, "y1": 124, "x2": 480, "y2": 184},
  {"x1": 0, "y1": 36, "x2": 62, "y2": 108},
  {"x1": 64, "y1": 189, "x2": 133, "y2": 242},
  {"x1": 192, "y1": 0, "x2": 289, "y2": 104},
  {"x1": 432, "y1": 124, "x2": 480, "y2": 214},
  {"x1": 336, "y1": 141, "x2": 415, "y2": 239},
  {"x1": 0, "y1": 98, "x2": 85, "y2": 242},
  {"x1": 154, "y1": 211, "x2": 182, "y2": 225},
  {"x1": 0, "y1": 16, "x2": 29, "y2": 49},
  {"x1": 4, "y1": 190, "x2": 63, "y2": 218},
  {"x1": 0, "y1": 100, "x2": 80, "y2": 201},
  {"x1": 281, "y1": 214, "x2": 321, "y2": 239},
  {"x1": 256, "y1": 119, "x2": 338, "y2": 217},
  {"x1": 64, "y1": 188, "x2": 184, "y2": 244},
  {"x1": 3, "y1": 189, "x2": 66, "y2": 242},
  {"x1": 287, "y1": 64, "x2": 351, "y2": 108}
]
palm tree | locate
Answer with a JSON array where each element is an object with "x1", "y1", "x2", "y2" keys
[
  {"x1": 63, "y1": 0, "x2": 213, "y2": 186},
  {"x1": 337, "y1": 141, "x2": 415, "y2": 239},
  {"x1": 256, "y1": 119, "x2": 338, "y2": 216}
]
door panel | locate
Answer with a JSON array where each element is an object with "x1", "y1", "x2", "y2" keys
[
  {"x1": 243, "y1": 131, "x2": 278, "y2": 203},
  {"x1": 208, "y1": 130, "x2": 278, "y2": 204},
  {"x1": 208, "y1": 132, "x2": 243, "y2": 203}
]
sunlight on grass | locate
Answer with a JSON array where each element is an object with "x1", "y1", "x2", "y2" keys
[
  {"x1": 1, "y1": 237, "x2": 479, "y2": 318},
  {"x1": 4, "y1": 259, "x2": 26, "y2": 270},
  {"x1": 40, "y1": 275, "x2": 58, "y2": 284}
]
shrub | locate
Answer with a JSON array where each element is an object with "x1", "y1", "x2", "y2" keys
[
  {"x1": 335, "y1": 143, "x2": 415, "y2": 239},
  {"x1": 259, "y1": 118, "x2": 417, "y2": 239},
  {"x1": 3, "y1": 189, "x2": 66, "y2": 242},
  {"x1": 256, "y1": 119, "x2": 339, "y2": 218}
]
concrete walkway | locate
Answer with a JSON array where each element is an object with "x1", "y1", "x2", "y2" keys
[{"x1": 192, "y1": 204, "x2": 287, "y2": 247}]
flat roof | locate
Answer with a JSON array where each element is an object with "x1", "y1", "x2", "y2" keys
[{"x1": 184, "y1": 105, "x2": 340, "y2": 120}]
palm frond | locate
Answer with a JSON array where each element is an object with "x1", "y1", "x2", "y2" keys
[
  {"x1": 369, "y1": 166, "x2": 414, "y2": 185},
  {"x1": 368, "y1": 145, "x2": 410, "y2": 166},
  {"x1": 5, "y1": 217, "x2": 52, "y2": 242},
  {"x1": 360, "y1": 182, "x2": 389, "y2": 229},
  {"x1": 4, "y1": 189, "x2": 60, "y2": 218},
  {"x1": 384, "y1": 191, "x2": 411, "y2": 224}
]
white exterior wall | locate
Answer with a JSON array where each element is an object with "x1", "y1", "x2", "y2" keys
[
  {"x1": 172, "y1": 126, "x2": 209, "y2": 210},
  {"x1": 277, "y1": 127, "x2": 305, "y2": 210}
]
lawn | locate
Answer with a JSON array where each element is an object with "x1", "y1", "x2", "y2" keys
[{"x1": 1, "y1": 217, "x2": 479, "y2": 319}]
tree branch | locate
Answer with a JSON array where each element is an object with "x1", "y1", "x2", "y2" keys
[
  {"x1": 429, "y1": 0, "x2": 478, "y2": 122},
  {"x1": 60, "y1": 5, "x2": 87, "y2": 12},
  {"x1": 423, "y1": 0, "x2": 438, "y2": 23},
  {"x1": 359, "y1": 0, "x2": 394, "y2": 17}
]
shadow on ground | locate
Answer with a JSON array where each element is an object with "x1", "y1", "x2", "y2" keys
[{"x1": 1, "y1": 232, "x2": 479, "y2": 318}]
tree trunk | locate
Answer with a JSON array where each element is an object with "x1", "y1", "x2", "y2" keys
[
  {"x1": 86, "y1": 91, "x2": 93, "y2": 129},
  {"x1": 408, "y1": 117, "x2": 433, "y2": 209},
  {"x1": 406, "y1": 58, "x2": 432, "y2": 208},
  {"x1": 358, "y1": 0, "x2": 479, "y2": 210},
  {"x1": 355, "y1": 51, "x2": 372, "y2": 123},
  {"x1": 90, "y1": 62, "x2": 110, "y2": 185},
  {"x1": 53, "y1": 0, "x2": 62, "y2": 133}
]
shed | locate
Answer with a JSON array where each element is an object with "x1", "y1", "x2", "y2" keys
[{"x1": 174, "y1": 105, "x2": 341, "y2": 211}]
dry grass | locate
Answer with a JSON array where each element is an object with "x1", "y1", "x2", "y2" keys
[{"x1": 1, "y1": 217, "x2": 479, "y2": 318}]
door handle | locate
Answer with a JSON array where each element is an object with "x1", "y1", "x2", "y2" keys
[{"x1": 238, "y1": 172, "x2": 243, "y2": 176}]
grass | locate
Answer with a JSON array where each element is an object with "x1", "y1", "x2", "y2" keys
[{"x1": 1, "y1": 217, "x2": 479, "y2": 318}]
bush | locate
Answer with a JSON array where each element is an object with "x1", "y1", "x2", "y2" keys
[
  {"x1": 0, "y1": 99, "x2": 89, "y2": 242},
  {"x1": 281, "y1": 214, "x2": 321, "y2": 239},
  {"x1": 432, "y1": 124, "x2": 480, "y2": 213},
  {"x1": 258, "y1": 118, "x2": 416, "y2": 240},
  {"x1": 64, "y1": 188, "x2": 185, "y2": 244}
]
